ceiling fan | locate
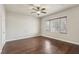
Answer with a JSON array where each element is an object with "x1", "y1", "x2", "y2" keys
[{"x1": 31, "y1": 4, "x2": 47, "y2": 16}]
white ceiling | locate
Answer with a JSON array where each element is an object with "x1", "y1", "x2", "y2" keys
[{"x1": 5, "y1": 4, "x2": 78, "y2": 18}]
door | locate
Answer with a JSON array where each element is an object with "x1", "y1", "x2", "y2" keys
[
  {"x1": 0, "y1": 13, "x2": 2, "y2": 52},
  {"x1": 0, "y1": 5, "x2": 5, "y2": 53}
]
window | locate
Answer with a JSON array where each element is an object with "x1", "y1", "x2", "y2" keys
[{"x1": 45, "y1": 16, "x2": 67, "y2": 34}]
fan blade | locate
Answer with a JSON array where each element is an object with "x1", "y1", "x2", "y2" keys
[
  {"x1": 32, "y1": 8, "x2": 38, "y2": 11},
  {"x1": 37, "y1": 7, "x2": 40, "y2": 10},
  {"x1": 41, "y1": 8, "x2": 46, "y2": 10},
  {"x1": 42, "y1": 12, "x2": 46, "y2": 13}
]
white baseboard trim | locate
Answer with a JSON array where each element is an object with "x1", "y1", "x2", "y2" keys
[
  {"x1": 6, "y1": 35, "x2": 79, "y2": 45},
  {"x1": 0, "y1": 42, "x2": 6, "y2": 54},
  {"x1": 6, "y1": 35, "x2": 40, "y2": 42},
  {"x1": 42, "y1": 35, "x2": 79, "y2": 45},
  {"x1": 0, "y1": 49, "x2": 2, "y2": 54}
]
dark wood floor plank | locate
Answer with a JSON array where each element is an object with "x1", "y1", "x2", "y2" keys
[{"x1": 1, "y1": 36, "x2": 79, "y2": 54}]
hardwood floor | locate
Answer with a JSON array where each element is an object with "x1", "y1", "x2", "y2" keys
[{"x1": 1, "y1": 36, "x2": 79, "y2": 54}]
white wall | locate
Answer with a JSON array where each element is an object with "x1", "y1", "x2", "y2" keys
[
  {"x1": 6, "y1": 12, "x2": 40, "y2": 41},
  {"x1": 41, "y1": 6, "x2": 79, "y2": 45},
  {"x1": 0, "y1": 5, "x2": 5, "y2": 53},
  {"x1": 0, "y1": 5, "x2": 2, "y2": 53}
]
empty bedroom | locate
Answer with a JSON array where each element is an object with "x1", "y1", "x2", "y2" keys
[{"x1": 0, "y1": 4, "x2": 79, "y2": 54}]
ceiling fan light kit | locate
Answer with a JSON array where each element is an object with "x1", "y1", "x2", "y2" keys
[{"x1": 31, "y1": 4, "x2": 47, "y2": 16}]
